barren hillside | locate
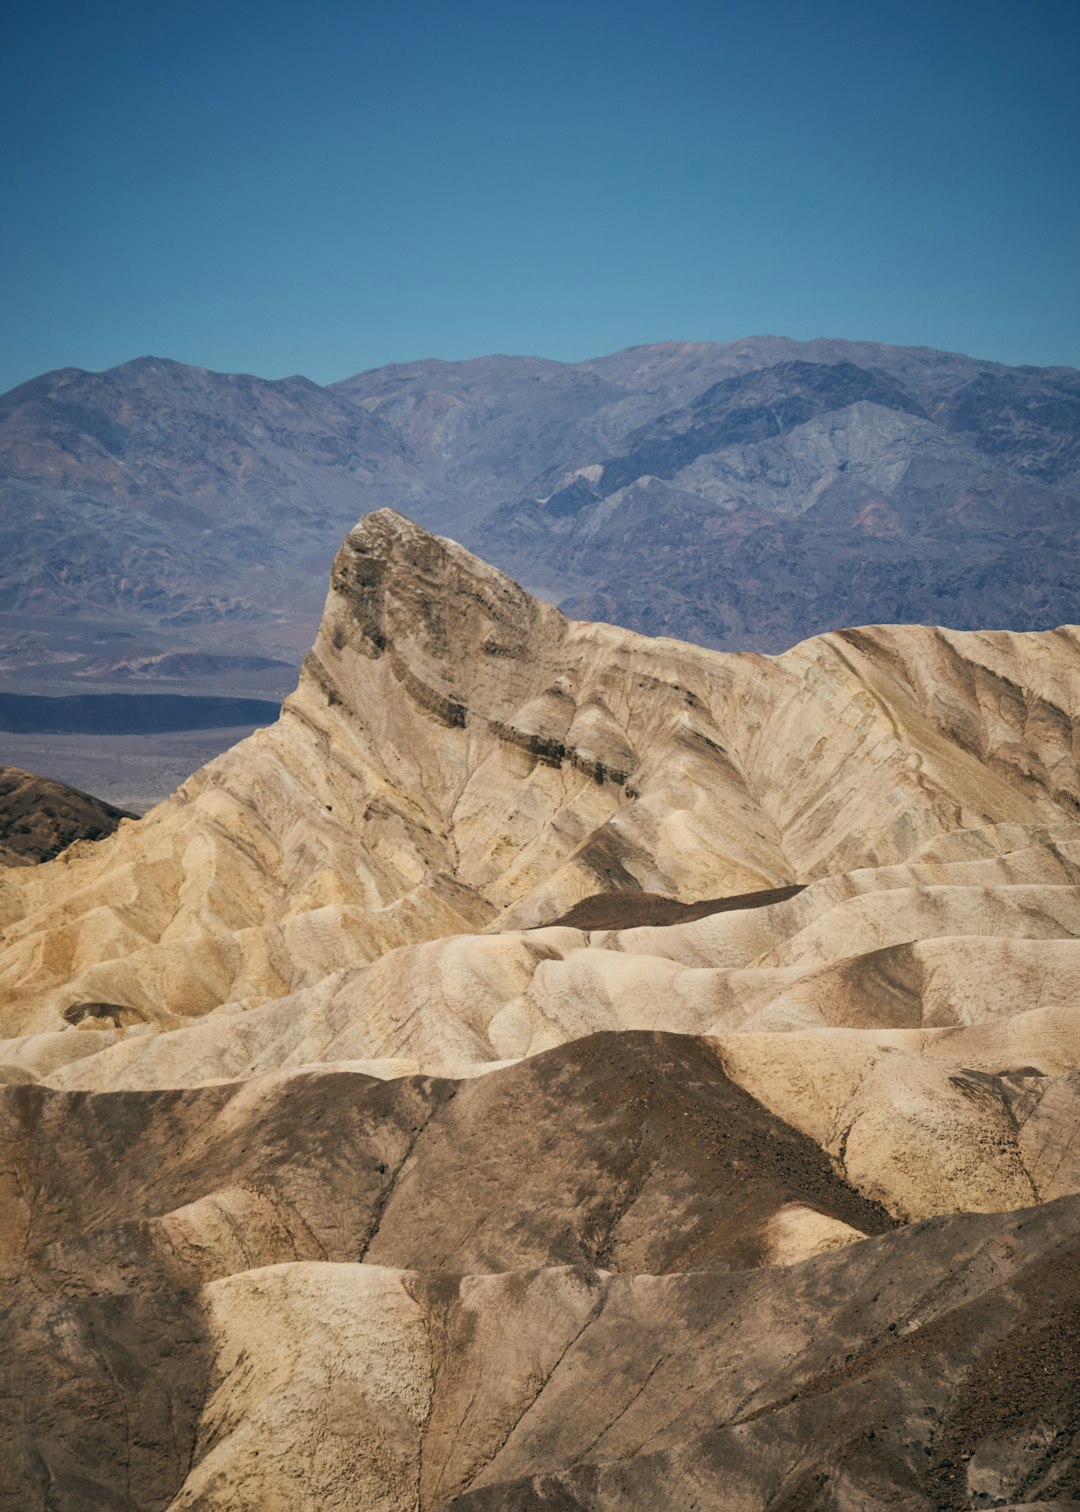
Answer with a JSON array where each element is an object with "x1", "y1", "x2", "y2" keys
[{"x1": 2, "y1": 513, "x2": 1079, "y2": 1510}]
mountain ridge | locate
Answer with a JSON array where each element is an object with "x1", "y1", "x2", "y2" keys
[
  {"x1": 0, "y1": 764, "x2": 134, "y2": 865},
  {"x1": 2, "y1": 336, "x2": 1077, "y2": 690}
]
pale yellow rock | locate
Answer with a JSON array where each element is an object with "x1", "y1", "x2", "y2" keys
[
  {"x1": 11, "y1": 830, "x2": 1080, "y2": 1098},
  {"x1": 762, "y1": 1204, "x2": 868, "y2": 1265},
  {"x1": 169, "y1": 1264, "x2": 433, "y2": 1512},
  {"x1": 711, "y1": 1013, "x2": 1080, "y2": 1221}
]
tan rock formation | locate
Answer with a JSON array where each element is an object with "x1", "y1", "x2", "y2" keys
[
  {"x1": 3, "y1": 510, "x2": 1080, "y2": 1509},
  {"x1": 2, "y1": 510, "x2": 1078, "y2": 1041}
]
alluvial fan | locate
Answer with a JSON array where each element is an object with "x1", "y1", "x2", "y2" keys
[{"x1": 2, "y1": 510, "x2": 1079, "y2": 1510}]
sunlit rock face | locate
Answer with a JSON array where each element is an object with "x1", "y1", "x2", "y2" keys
[{"x1": 2, "y1": 512, "x2": 1080, "y2": 1510}]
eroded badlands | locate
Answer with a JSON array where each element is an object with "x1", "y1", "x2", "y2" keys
[{"x1": 2, "y1": 511, "x2": 1079, "y2": 1510}]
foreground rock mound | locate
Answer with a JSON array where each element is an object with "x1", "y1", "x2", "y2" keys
[
  {"x1": 5, "y1": 1202, "x2": 1079, "y2": 1509},
  {"x1": 0, "y1": 1034, "x2": 897, "y2": 1295},
  {"x1": 2, "y1": 511, "x2": 1079, "y2": 1509}
]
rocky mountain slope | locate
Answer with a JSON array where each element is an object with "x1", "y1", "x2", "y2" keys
[
  {"x1": 0, "y1": 764, "x2": 135, "y2": 866},
  {"x1": 482, "y1": 350, "x2": 1080, "y2": 648},
  {"x1": 2, "y1": 512, "x2": 1079, "y2": 1509},
  {"x1": 0, "y1": 357, "x2": 428, "y2": 690},
  {"x1": 2, "y1": 339, "x2": 1077, "y2": 704}
]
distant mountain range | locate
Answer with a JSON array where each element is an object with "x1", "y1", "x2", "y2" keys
[{"x1": 1, "y1": 337, "x2": 1077, "y2": 690}]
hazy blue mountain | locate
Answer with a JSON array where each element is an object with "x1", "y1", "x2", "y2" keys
[{"x1": 1, "y1": 338, "x2": 1077, "y2": 688}]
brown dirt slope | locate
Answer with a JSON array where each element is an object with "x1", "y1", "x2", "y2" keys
[
  {"x1": 0, "y1": 1034, "x2": 894, "y2": 1296},
  {"x1": 3, "y1": 1197, "x2": 1078, "y2": 1510},
  {"x1": 0, "y1": 763, "x2": 135, "y2": 864}
]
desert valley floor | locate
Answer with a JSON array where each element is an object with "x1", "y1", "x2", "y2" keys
[{"x1": 2, "y1": 510, "x2": 1079, "y2": 1510}]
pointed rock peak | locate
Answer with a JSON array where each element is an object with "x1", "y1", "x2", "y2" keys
[{"x1": 318, "y1": 508, "x2": 563, "y2": 678}]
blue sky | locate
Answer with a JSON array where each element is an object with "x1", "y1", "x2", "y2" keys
[{"x1": 2, "y1": 0, "x2": 1077, "y2": 391}]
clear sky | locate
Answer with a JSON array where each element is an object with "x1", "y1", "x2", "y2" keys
[{"x1": 2, "y1": 0, "x2": 1078, "y2": 393}]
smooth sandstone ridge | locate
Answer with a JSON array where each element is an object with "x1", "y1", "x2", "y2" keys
[{"x1": 3, "y1": 509, "x2": 1080, "y2": 1511}]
